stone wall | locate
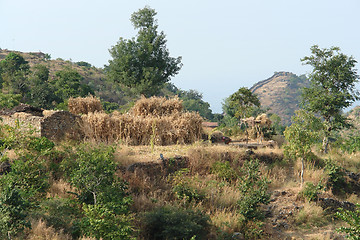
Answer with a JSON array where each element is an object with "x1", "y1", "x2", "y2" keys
[{"x1": 0, "y1": 110, "x2": 84, "y2": 141}]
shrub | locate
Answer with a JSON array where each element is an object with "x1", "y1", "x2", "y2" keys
[
  {"x1": 141, "y1": 206, "x2": 210, "y2": 240},
  {"x1": 299, "y1": 182, "x2": 323, "y2": 202},
  {"x1": 81, "y1": 204, "x2": 134, "y2": 240},
  {"x1": 171, "y1": 169, "x2": 205, "y2": 203},
  {"x1": 325, "y1": 159, "x2": 346, "y2": 195},
  {"x1": 237, "y1": 159, "x2": 270, "y2": 221},
  {"x1": 336, "y1": 204, "x2": 360, "y2": 240},
  {"x1": 211, "y1": 161, "x2": 238, "y2": 183}
]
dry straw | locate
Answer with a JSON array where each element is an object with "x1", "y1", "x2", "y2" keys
[
  {"x1": 81, "y1": 97, "x2": 204, "y2": 145},
  {"x1": 68, "y1": 95, "x2": 103, "y2": 115}
]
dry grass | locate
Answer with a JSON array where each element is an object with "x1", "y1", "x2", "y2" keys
[
  {"x1": 208, "y1": 208, "x2": 242, "y2": 233},
  {"x1": 68, "y1": 95, "x2": 103, "y2": 115},
  {"x1": 27, "y1": 219, "x2": 71, "y2": 240},
  {"x1": 292, "y1": 202, "x2": 329, "y2": 228},
  {"x1": 130, "y1": 96, "x2": 183, "y2": 117},
  {"x1": 47, "y1": 179, "x2": 76, "y2": 198},
  {"x1": 81, "y1": 110, "x2": 203, "y2": 145}
]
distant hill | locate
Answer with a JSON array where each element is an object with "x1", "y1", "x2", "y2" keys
[{"x1": 250, "y1": 72, "x2": 309, "y2": 125}]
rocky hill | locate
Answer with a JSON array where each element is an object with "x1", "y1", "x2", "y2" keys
[{"x1": 250, "y1": 72, "x2": 309, "y2": 125}]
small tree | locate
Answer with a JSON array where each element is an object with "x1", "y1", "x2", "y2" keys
[
  {"x1": 226, "y1": 87, "x2": 261, "y2": 119},
  {"x1": 301, "y1": 45, "x2": 360, "y2": 153},
  {"x1": 284, "y1": 110, "x2": 323, "y2": 186},
  {"x1": 107, "y1": 6, "x2": 182, "y2": 96}
]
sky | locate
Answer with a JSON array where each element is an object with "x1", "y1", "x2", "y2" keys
[{"x1": 1, "y1": 0, "x2": 360, "y2": 113}]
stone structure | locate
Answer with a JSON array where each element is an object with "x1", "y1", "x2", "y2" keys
[{"x1": 0, "y1": 104, "x2": 83, "y2": 141}]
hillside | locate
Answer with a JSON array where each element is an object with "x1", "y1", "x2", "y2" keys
[
  {"x1": 250, "y1": 72, "x2": 309, "y2": 125},
  {"x1": 0, "y1": 49, "x2": 132, "y2": 106}
]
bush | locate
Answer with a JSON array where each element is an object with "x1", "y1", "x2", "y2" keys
[
  {"x1": 171, "y1": 169, "x2": 205, "y2": 203},
  {"x1": 211, "y1": 161, "x2": 238, "y2": 183},
  {"x1": 299, "y1": 182, "x2": 323, "y2": 202},
  {"x1": 237, "y1": 159, "x2": 270, "y2": 221},
  {"x1": 336, "y1": 204, "x2": 360, "y2": 240},
  {"x1": 325, "y1": 159, "x2": 346, "y2": 196},
  {"x1": 141, "y1": 206, "x2": 210, "y2": 240}
]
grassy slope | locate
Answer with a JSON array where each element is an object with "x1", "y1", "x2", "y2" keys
[{"x1": 29, "y1": 140, "x2": 359, "y2": 239}]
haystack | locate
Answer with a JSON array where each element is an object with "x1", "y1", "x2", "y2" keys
[
  {"x1": 68, "y1": 96, "x2": 103, "y2": 115},
  {"x1": 81, "y1": 97, "x2": 203, "y2": 145},
  {"x1": 130, "y1": 96, "x2": 183, "y2": 117}
]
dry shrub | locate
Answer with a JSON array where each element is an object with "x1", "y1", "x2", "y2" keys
[
  {"x1": 68, "y1": 95, "x2": 103, "y2": 115},
  {"x1": 130, "y1": 96, "x2": 183, "y2": 117},
  {"x1": 28, "y1": 219, "x2": 71, "y2": 240},
  {"x1": 81, "y1": 111, "x2": 203, "y2": 145},
  {"x1": 47, "y1": 179, "x2": 76, "y2": 198}
]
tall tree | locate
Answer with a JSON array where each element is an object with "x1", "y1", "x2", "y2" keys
[
  {"x1": 0, "y1": 52, "x2": 30, "y2": 95},
  {"x1": 53, "y1": 67, "x2": 94, "y2": 104},
  {"x1": 27, "y1": 65, "x2": 56, "y2": 108},
  {"x1": 301, "y1": 45, "x2": 360, "y2": 153},
  {"x1": 107, "y1": 6, "x2": 182, "y2": 96}
]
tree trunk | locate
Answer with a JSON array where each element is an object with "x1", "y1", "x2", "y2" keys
[
  {"x1": 322, "y1": 135, "x2": 329, "y2": 154},
  {"x1": 92, "y1": 192, "x2": 97, "y2": 205},
  {"x1": 300, "y1": 157, "x2": 304, "y2": 187}
]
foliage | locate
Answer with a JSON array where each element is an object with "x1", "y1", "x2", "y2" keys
[
  {"x1": 107, "y1": 6, "x2": 182, "y2": 96},
  {"x1": 171, "y1": 169, "x2": 205, "y2": 203},
  {"x1": 53, "y1": 67, "x2": 94, "y2": 104},
  {"x1": 338, "y1": 133, "x2": 360, "y2": 154},
  {"x1": 0, "y1": 52, "x2": 30, "y2": 95},
  {"x1": 177, "y1": 89, "x2": 214, "y2": 120},
  {"x1": 225, "y1": 87, "x2": 261, "y2": 119},
  {"x1": 0, "y1": 92, "x2": 21, "y2": 109},
  {"x1": 324, "y1": 158, "x2": 346, "y2": 195},
  {"x1": 81, "y1": 203, "x2": 134, "y2": 240},
  {"x1": 268, "y1": 113, "x2": 286, "y2": 134},
  {"x1": 284, "y1": 110, "x2": 323, "y2": 185},
  {"x1": 66, "y1": 145, "x2": 115, "y2": 204},
  {"x1": 33, "y1": 197, "x2": 82, "y2": 238},
  {"x1": 0, "y1": 185, "x2": 30, "y2": 239},
  {"x1": 63, "y1": 144, "x2": 134, "y2": 239},
  {"x1": 299, "y1": 182, "x2": 323, "y2": 202},
  {"x1": 301, "y1": 45, "x2": 360, "y2": 153},
  {"x1": 237, "y1": 159, "x2": 270, "y2": 221},
  {"x1": 27, "y1": 64, "x2": 56, "y2": 108},
  {"x1": 211, "y1": 161, "x2": 238, "y2": 183},
  {"x1": 76, "y1": 61, "x2": 92, "y2": 68},
  {"x1": 336, "y1": 204, "x2": 360, "y2": 240},
  {"x1": 141, "y1": 206, "x2": 210, "y2": 240}
]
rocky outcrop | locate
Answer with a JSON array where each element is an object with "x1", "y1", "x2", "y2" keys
[{"x1": 250, "y1": 72, "x2": 309, "y2": 125}]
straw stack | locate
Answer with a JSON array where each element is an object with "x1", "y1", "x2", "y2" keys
[
  {"x1": 68, "y1": 96, "x2": 103, "y2": 115},
  {"x1": 81, "y1": 96, "x2": 204, "y2": 145}
]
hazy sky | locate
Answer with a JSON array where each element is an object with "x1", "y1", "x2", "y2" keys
[{"x1": 1, "y1": 0, "x2": 360, "y2": 113}]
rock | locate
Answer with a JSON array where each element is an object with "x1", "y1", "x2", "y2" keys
[
  {"x1": 318, "y1": 197, "x2": 356, "y2": 213},
  {"x1": 0, "y1": 161, "x2": 11, "y2": 175}
]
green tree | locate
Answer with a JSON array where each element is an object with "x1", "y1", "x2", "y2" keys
[
  {"x1": 53, "y1": 67, "x2": 94, "y2": 104},
  {"x1": 0, "y1": 185, "x2": 30, "y2": 239},
  {"x1": 284, "y1": 110, "x2": 323, "y2": 186},
  {"x1": 27, "y1": 65, "x2": 56, "y2": 108},
  {"x1": 107, "y1": 6, "x2": 182, "y2": 96},
  {"x1": 0, "y1": 52, "x2": 30, "y2": 95},
  {"x1": 178, "y1": 89, "x2": 214, "y2": 120},
  {"x1": 64, "y1": 145, "x2": 133, "y2": 239},
  {"x1": 301, "y1": 45, "x2": 360, "y2": 153},
  {"x1": 0, "y1": 92, "x2": 21, "y2": 109},
  {"x1": 225, "y1": 87, "x2": 261, "y2": 119}
]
